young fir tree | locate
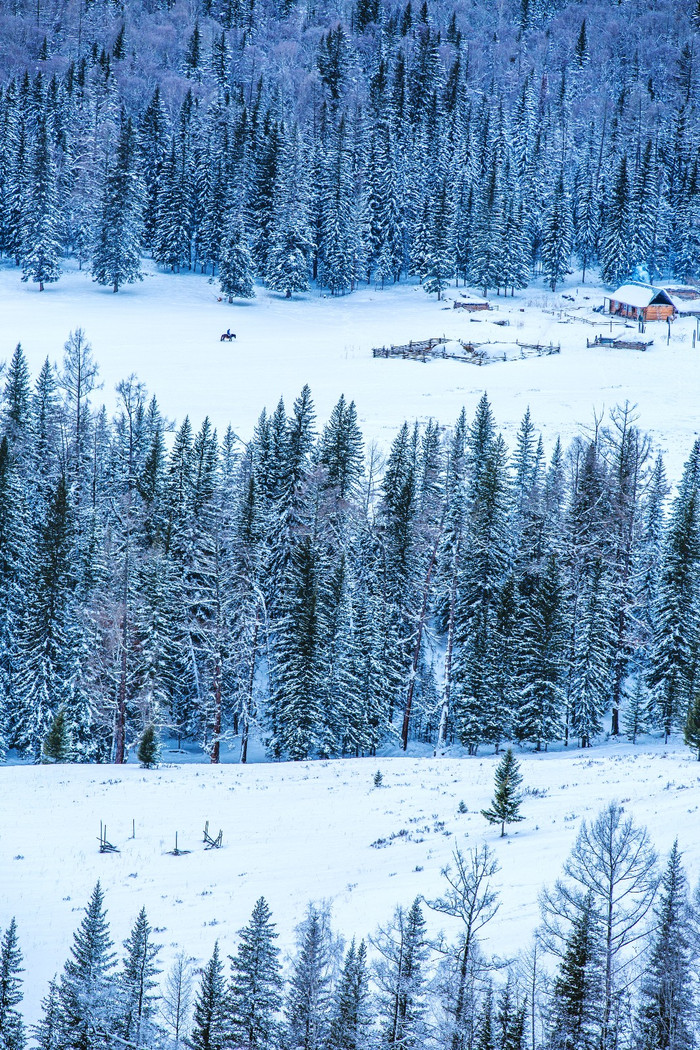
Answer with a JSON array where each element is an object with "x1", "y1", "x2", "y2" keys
[
  {"x1": 92, "y1": 112, "x2": 143, "y2": 293},
  {"x1": 285, "y1": 907, "x2": 334, "y2": 1050},
  {"x1": 56, "y1": 882, "x2": 117, "y2": 1048},
  {"x1": 548, "y1": 892, "x2": 602, "y2": 1050},
  {"x1": 117, "y1": 907, "x2": 162, "y2": 1047},
  {"x1": 21, "y1": 113, "x2": 61, "y2": 292},
  {"x1": 227, "y1": 896, "x2": 283, "y2": 1050},
  {"x1": 42, "y1": 707, "x2": 70, "y2": 762},
  {"x1": 189, "y1": 942, "x2": 227, "y2": 1050},
  {"x1": 137, "y1": 723, "x2": 160, "y2": 768},
  {"x1": 326, "y1": 940, "x2": 372, "y2": 1050},
  {"x1": 623, "y1": 678, "x2": 649, "y2": 744},
  {"x1": 0, "y1": 918, "x2": 26, "y2": 1050},
  {"x1": 481, "y1": 749, "x2": 524, "y2": 837},
  {"x1": 635, "y1": 842, "x2": 696, "y2": 1050},
  {"x1": 34, "y1": 979, "x2": 60, "y2": 1050},
  {"x1": 374, "y1": 898, "x2": 429, "y2": 1050}
]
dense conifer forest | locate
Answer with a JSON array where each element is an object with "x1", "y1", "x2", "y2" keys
[
  {"x1": 1, "y1": 338, "x2": 700, "y2": 762},
  {"x1": 2, "y1": 0, "x2": 700, "y2": 294}
]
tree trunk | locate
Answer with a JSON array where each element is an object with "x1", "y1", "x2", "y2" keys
[{"x1": 210, "y1": 653, "x2": 222, "y2": 764}]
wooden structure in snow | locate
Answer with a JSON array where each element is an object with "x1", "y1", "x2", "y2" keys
[
  {"x1": 588, "y1": 334, "x2": 654, "y2": 351},
  {"x1": 663, "y1": 286, "x2": 700, "y2": 316},
  {"x1": 372, "y1": 338, "x2": 559, "y2": 365},
  {"x1": 604, "y1": 283, "x2": 675, "y2": 321},
  {"x1": 453, "y1": 295, "x2": 491, "y2": 312}
]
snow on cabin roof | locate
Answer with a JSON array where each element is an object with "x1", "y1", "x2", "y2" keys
[
  {"x1": 607, "y1": 283, "x2": 675, "y2": 308},
  {"x1": 661, "y1": 286, "x2": 700, "y2": 314}
]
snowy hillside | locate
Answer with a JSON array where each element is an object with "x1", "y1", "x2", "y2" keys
[
  {"x1": 3, "y1": 741, "x2": 699, "y2": 1023},
  {"x1": 2, "y1": 264, "x2": 700, "y2": 480}
]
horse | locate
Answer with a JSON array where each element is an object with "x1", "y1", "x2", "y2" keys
[{"x1": 220, "y1": 331, "x2": 236, "y2": 342}]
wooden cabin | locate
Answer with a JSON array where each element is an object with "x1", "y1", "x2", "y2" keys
[{"x1": 605, "y1": 283, "x2": 676, "y2": 321}]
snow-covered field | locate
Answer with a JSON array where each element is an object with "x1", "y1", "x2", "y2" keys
[
  {"x1": 2, "y1": 262, "x2": 700, "y2": 480},
  {"x1": 3, "y1": 742, "x2": 699, "y2": 1021}
]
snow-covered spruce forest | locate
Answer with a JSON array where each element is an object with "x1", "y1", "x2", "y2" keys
[
  {"x1": 2, "y1": 0, "x2": 700, "y2": 295},
  {"x1": 1, "y1": 336, "x2": 700, "y2": 764}
]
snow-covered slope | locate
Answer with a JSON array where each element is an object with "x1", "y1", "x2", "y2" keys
[
  {"x1": 3, "y1": 742, "x2": 699, "y2": 1021},
  {"x1": 2, "y1": 263, "x2": 700, "y2": 480}
]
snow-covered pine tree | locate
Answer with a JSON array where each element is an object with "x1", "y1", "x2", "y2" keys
[
  {"x1": 189, "y1": 942, "x2": 228, "y2": 1050},
  {"x1": 481, "y1": 748, "x2": 524, "y2": 836},
  {"x1": 219, "y1": 220, "x2": 255, "y2": 301},
  {"x1": 685, "y1": 689, "x2": 700, "y2": 758},
  {"x1": 373, "y1": 898, "x2": 430, "y2": 1050},
  {"x1": 647, "y1": 441, "x2": 700, "y2": 741},
  {"x1": 227, "y1": 896, "x2": 283, "y2": 1050},
  {"x1": 452, "y1": 432, "x2": 510, "y2": 753},
  {"x1": 34, "y1": 979, "x2": 59, "y2": 1050},
  {"x1": 268, "y1": 537, "x2": 327, "y2": 760},
  {"x1": 541, "y1": 170, "x2": 573, "y2": 291},
  {"x1": 0, "y1": 918, "x2": 26, "y2": 1050},
  {"x1": 548, "y1": 892, "x2": 602, "y2": 1050},
  {"x1": 21, "y1": 112, "x2": 61, "y2": 291},
  {"x1": 575, "y1": 166, "x2": 600, "y2": 283},
  {"x1": 285, "y1": 906, "x2": 334, "y2": 1050},
  {"x1": 13, "y1": 473, "x2": 74, "y2": 758},
  {"x1": 635, "y1": 842, "x2": 696, "y2": 1050},
  {"x1": 266, "y1": 128, "x2": 312, "y2": 298},
  {"x1": 92, "y1": 111, "x2": 143, "y2": 292},
  {"x1": 423, "y1": 175, "x2": 455, "y2": 300},
  {"x1": 326, "y1": 940, "x2": 372, "y2": 1050},
  {"x1": 569, "y1": 558, "x2": 613, "y2": 748},
  {"x1": 318, "y1": 115, "x2": 361, "y2": 295},
  {"x1": 600, "y1": 154, "x2": 632, "y2": 286},
  {"x1": 117, "y1": 907, "x2": 162, "y2": 1047},
  {"x1": 55, "y1": 882, "x2": 117, "y2": 1049},
  {"x1": 515, "y1": 554, "x2": 565, "y2": 749},
  {"x1": 154, "y1": 141, "x2": 193, "y2": 272}
]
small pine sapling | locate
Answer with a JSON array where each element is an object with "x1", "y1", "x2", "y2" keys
[
  {"x1": 373, "y1": 770, "x2": 383, "y2": 788},
  {"x1": 42, "y1": 708, "x2": 70, "y2": 763},
  {"x1": 481, "y1": 748, "x2": 524, "y2": 837},
  {"x1": 623, "y1": 679, "x2": 649, "y2": 744},
  {"x1": 137, "y1": 724, "x2": 160, "y2": 769},
  {"x1": 684, "y1": 691, "x2": 700, "y2": 760},
  {"x1": 458, "y1": 800, "x2": 468, "y2": 814}
]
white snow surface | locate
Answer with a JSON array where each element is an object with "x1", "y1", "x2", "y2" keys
[
  {"x1": 2, "y1": 742, "x2": 700, "y2": 1021},
  {"x1": 2, "y1": 262, "x2": 700, "y2": 480}
]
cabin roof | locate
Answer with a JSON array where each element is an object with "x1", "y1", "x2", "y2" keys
[
  {"x1": 607, "y1": 282, "x2": 675, "y2": 309},
  {"x1": 662, "y1": 286, "x2": 700, "y2": 314}
]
